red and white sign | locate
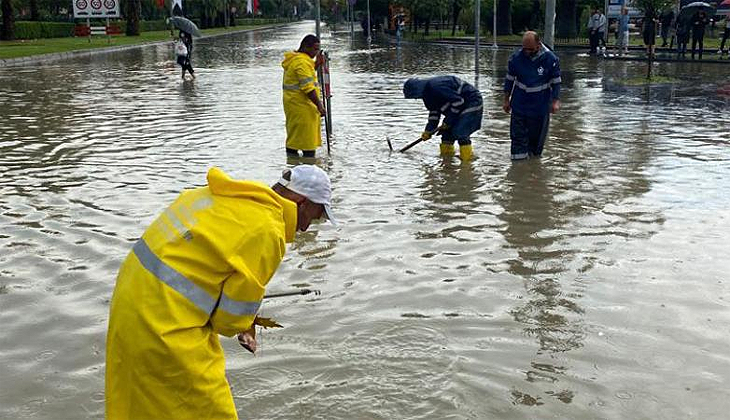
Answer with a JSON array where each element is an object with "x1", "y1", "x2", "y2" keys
[{"x1": 73, "y1": 0, "x2": 119, "y2": 18}]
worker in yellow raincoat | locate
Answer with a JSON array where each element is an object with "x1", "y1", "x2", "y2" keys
[
  {"x1": 106, "y1": 165, "x2": 336, "y2": 420},
  {"x1": 282, "y1": 34, "x2": 326, "y2": 158}
]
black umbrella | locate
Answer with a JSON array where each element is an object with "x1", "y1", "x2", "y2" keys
[
  {"x1": 677, "y1": 2, "x2": 714, "y2": 23},
  {"x1": 168, "y1": 16, "x2": 202, "y2": 37}
]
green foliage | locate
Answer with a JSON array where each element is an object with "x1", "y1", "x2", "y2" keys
[
  {"x1": 13, "y1": 20, "x2": 74, "y2": 38},
  {"x1": 633, "y1": 0, "x2": 673, "y2": 17}
]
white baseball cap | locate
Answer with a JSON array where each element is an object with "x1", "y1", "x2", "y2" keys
[{"x1": 278, "y1": 165, "x2": 336, "y2": 225}]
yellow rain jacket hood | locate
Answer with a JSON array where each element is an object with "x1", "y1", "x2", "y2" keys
[
  {"x1": 282, "y1": 51, "x2": 322, "y2": 151},
  {"x1": 106, "y1": 167, "x2": 296, "y2": 420}
]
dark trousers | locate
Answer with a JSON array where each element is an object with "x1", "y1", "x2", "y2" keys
[
  {"x1": 721, "y1": 28, "x2": 730, "y2": 52},
  {"x1": 177, "y1": 55, "x2": 194, "y2": 76},
  {"x1": 589, "y1": 31, "x2": 598, "y2": 53},
  {"x1": 286, "y1": 147, "x2": 315, "y2": 157},
  {"x1": 510, "y1": 112, "x2": 550, "y2": 160},
  {"x1": 692, "y1": 32, "x2": 705, "y2": 59}
]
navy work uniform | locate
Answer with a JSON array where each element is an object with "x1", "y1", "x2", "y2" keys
[
  {"x1": 504, "y1": 45, "x2": 561, "y2": 160},
  {"x1": 404, "y1": 76, "x2": 483, "y2": 160}
]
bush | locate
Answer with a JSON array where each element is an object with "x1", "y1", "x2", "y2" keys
[{"x1": 13, "y1": 21, "x2": 75, "y2": 39}]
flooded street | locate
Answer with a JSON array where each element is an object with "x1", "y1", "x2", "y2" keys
[{"x1": 1, "y1": 21, "x2": 730, "y2": 419}]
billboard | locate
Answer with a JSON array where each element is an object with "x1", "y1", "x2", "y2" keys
[
  {"x1": 72, "y1": 0, "x2": 120, "y2": 18},
  {"x1": 607, "y1": 0, "x2": 643, "y2": 18}
]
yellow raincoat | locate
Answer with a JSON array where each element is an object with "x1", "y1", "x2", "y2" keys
[
  {"x1": 106, "y1": 167, "x2": 297, "y2": 420},
  {"x1": 282, "y1": 51, "x2": 322, "y2": 151}
]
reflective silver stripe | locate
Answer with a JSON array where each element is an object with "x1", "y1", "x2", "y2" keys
[
  {"x1": 133, "y1": 239, "x2": 217, "y2": 314},
  {"x1": 456, "y1": 80, "x2": 465, "y2": 94},
  {"x1": 515, "y1": 80, "x2": 551, "y2": 93},
  {"x1": 451, "y1": 97, "x2": 465, "y2": 107},
  {"x1": 165, "y1": 208, "x2": 186, "y2": 236},
  {"x1": 550, "y1": 77, "x2": 562, "y2": 84},
  {"x1": 462, "y1": 104, "x2": 483, "y2": 114},
  {"x1": 511, "y1": 152, "x2": 529, "y2": 160},
  {"x1": 218, "y1": 294, "x2": 261, "y2": 316},
  {"x1": 283, "y1": 83, "x2": 299, "y2": 90},
  {"x1": 450, "y1": 107, "x2": 460, "y2": 114},
  {"x1": 440, "y1": 103, "x2": 450, "y2": 112},
  {"x1": 428, "y1": 116, "x2": 440, "y2": 121},
  {"x1": 191, "y1": 197, "x2": 213, "y2": 210},
  {"x1": 505, "y1": 74, "x2": 516, "y2": 81},
  {"x1": 298, "y1": 76, "x2": 314, "y2": 85}
]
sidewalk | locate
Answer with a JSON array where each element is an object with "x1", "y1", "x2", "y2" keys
[
  {"x1": 419, "y1": 37, "x2": 730, "y2": 64},
  {"x1": 0, "y1": 23, "x2": 291, "y2": 68}
]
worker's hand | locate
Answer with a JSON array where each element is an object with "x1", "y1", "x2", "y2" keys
[
  {"x1": 314, "y1": 52, "x2": 325, "y2": 69},
  {"x1": 436, "y1": 123, "x2": 449, "y2": 135},
  {"x1": 237, "y1": 327, "x2": 257, "y2": 354},
  {"x1": 317, "y1": 102, "x2": 326, "y2": 116},
  {"x1": 502, "y1": 97, "x2": 511, "y2": 113},
  {"x1": 551, "y1": 99, "x2": 561, "y2": 114},
  {"x1": 420, "y1": 131, "x2": 432, "y2": 141}
]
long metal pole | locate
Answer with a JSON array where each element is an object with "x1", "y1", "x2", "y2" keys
[
  {"x1": 350, "y1": 2, "x2": 354, "y2": 38},
  {"x1": 492, "y1": 0, "x2": 497, "y2": 47},
  {"x1": 545, "y1": 0, "x2": 555, "y2": 48},
  {"x1": 475, "y1": 0, "x2": 480, "y2": 75},
  {"x1": 367, "y1": 0, "x2": 371, "y2": 43},
  {"x1": 316, "y1": 0, "x2": 321, "y2": 37}
]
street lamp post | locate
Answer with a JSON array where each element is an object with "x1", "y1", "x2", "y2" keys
[
  {"x1": 493, "y1": 0, "x2": 497, "y2": 47},
  {"x1": 475, "y1": 0, "x2": 480, "y2": 76},
  {"x1": 545, "y1": 0, "x2": 555, "y2": 48},
  {"x1": 367, "y1": 0, "x2": 371, "y2": 43},
  {"x1": 316, "y1": 0, "x2": 321, "y2": 37}
]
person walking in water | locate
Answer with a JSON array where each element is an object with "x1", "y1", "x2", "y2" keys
[
  {"x1": 106, "y1": 165, "x2": 336, "y2": 420},
  {"x1": 402, "y1": 75, "x2": 483, "y2": 161},
  {"x1": 503, "y1": 31, "x2": 561, "y2": 160},
  {"x1": 176, "y1": 30, "x2": 195, "y2": 80},
  {"x1": 282, "y1": 35, "x2": 326, "y2": 158}
]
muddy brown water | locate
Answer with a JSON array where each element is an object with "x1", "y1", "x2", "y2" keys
[{"x1": 1, "y1": 21, "x2": 729, "y2": 419}]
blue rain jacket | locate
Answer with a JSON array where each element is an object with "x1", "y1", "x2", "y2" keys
[
  {"x1": 504, "y1": 45, "x2": 561, "y2": 117},
  {"x1": 404, "y1": 76, "x2": 483, "y2": 140}
]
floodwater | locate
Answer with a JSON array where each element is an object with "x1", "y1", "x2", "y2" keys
[{"x1": 1, "y1": 21, "x2": 730, "y2": 419}]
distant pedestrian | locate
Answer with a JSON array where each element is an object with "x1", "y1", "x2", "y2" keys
[
  {"x1": 281, "y1": 34, "x2": 326, "y2": 158},
  {"x1": 691, "y1": 11, "x2": 709, "y2": 60},
  {"x1": 176, "y1": 30, "x2": 195, "y2": 80},
  {"x1": 642, "y1": 12, "x2": 658, "y2": 58},
  {"x1": 503, "y1": 31, "x2": 561, "y2": 160},
  {"x1": 616, "y1": 7, "x2": 630, "y2": 55},
  {"x1": 676, "y1": 19, "x2": 690, "y2": 56},
  {"x1": 718, "y1": 17, "x2": 730, "y2": 57},
  {"x1": 661, "y1": 9, "x2": 675, "y2": 47},
  {"x1": 587, "y1": 8, "x2": 607, "y2": 54}
]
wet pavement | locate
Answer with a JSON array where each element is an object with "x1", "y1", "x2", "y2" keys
[{"x1": 1, "y1": 21, "x2": 729, "y2": 419}]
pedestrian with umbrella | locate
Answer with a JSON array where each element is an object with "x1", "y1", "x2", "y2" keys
[{"x1": 168, "y1": 16, "x2": 202, "y2": 80}]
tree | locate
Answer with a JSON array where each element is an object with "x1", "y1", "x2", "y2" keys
[
  {"x1": 556, "y1": 0, "x2": 577, "y2": 38},
  {"x1": 1, "y1": 0, "x2": 13, "y2": 40},
  {"x1": 496, "y1": 0, "x2": 510, "y2": 35},
  {"x1": 126, "y1": 0, "x2": 141, "y2": 35}
]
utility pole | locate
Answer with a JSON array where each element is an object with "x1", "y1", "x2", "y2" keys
[
  {"x1": 475, "y1": 0, "x2": 480, "y2": 76},
  {"x1": 493, "y1": 0, "x2": 497, "y2": 47},
  {"x1": 316, "y1": 0, "x2": 321, "y2": 37},
  {"x1": 367, "y1": 0, "x2": 371, "y2": 43},
  {"x1": 544, "y1": 0, "x2": 555, "y2": 48}
]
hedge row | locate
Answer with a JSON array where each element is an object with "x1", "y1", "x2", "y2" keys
[
  {"x1": 12, "y1": 21, "x2": 76, "y2": 39},
  {"x1": 4, "y1": 18, "x2": 292, "y2": 40}
]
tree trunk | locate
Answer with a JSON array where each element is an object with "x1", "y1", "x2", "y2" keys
[
  {"x1": 30, "y1": 0, "x2": 39, "y2": 20},
  {"x1": 556, "y1": 0, "x2": 577, "y2": 38},
  {"x1": 1, "y1": 0, "x2": 13, "y2": 41},
  {"x1": 496, "y1": 0, "x2": 511, "y2": 35},
  {"x1": 125, "y1": 0, "x2": 141, "y2": 35},
  {"x1": 424, "y1": 17, "x2": 430, "y2": 36},
  {"x1": 451, "y1": 1, "x2": 460, "y2": 36}
]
